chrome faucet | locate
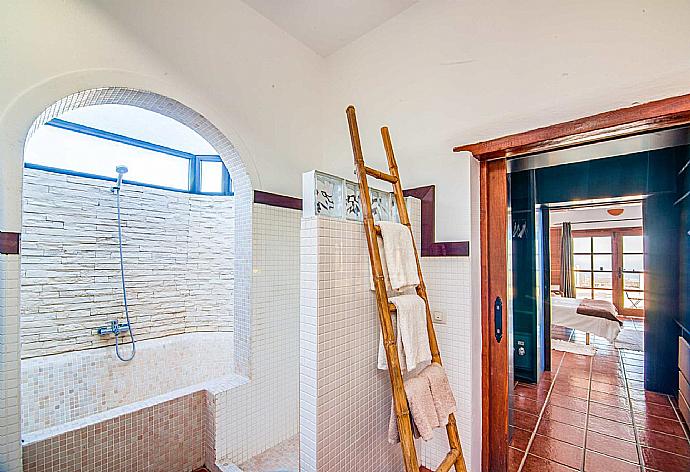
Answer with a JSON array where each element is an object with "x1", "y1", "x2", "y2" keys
[{"x1": 97, "y1": 320, "x2": 131, "y2": 336}]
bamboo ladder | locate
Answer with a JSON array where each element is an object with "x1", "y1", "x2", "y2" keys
[{"x1": 345, "y1": 105, "x2": 467, "y2": 472}]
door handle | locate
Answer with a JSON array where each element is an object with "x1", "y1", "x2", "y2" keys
[{"x1": 494, "y1": 296, "x2": 503, "y2": 343}]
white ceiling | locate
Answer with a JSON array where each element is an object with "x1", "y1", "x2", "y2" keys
[
  {"x1": 550, "y1": 203, "x2": 643, "y2": 230},
  {"x1": 242, "y1": 0, "x2": 417, "y2": 56}
]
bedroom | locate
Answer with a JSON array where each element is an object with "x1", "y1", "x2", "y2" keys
[{"x1": 506, "y1": 131, "x2": 690, "y2": 468}]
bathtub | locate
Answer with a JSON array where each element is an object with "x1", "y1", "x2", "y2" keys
[{"x1": 21, "y1": 332, "x2": 244, "y2": 472}]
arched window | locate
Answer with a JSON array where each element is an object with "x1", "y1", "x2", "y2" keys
[{"x1": 24, "y1": 105, "x2": 232, "y2": 195}]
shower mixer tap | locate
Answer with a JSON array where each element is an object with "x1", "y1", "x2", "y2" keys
[{"x1": 97, "y1": 320, "x2": 130, "y2": 337}]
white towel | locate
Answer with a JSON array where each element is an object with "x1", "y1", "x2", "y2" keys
[
  {"x1": 377, "y1": 221, "x2": 420, "y2": 291},
  {"x1": 369, "y1": 235, "x2": 395, "y2": 294},
  {"x1": 379, "y1": 294, "x2": 431, "y2": 372}
]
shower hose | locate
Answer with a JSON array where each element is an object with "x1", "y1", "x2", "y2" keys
[{"x1": 115, "y1": 188, "x2": 136, "y2": 361}]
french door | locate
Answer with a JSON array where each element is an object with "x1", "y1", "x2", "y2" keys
[{"x1": 572, "y1": 227, "x2": 644, "y2": 317}]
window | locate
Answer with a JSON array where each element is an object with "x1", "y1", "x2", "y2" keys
[
  {"x1": 24, "y1": 118, "x2": 232, "y2": 195},
  {"x1": 571, "y1": 228, "x2": 644, "y2": 315},
  {"x1": 574, "y1": 236, "x2": 613, "y2": 302},
  {"x1": 622, "y1": 235, "x2": 644, "y2": 310}
]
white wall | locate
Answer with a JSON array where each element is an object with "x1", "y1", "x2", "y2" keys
[
  {"x1": 322, "y1": 0, "x2": 690, "y2": 242},
  {"x1": 0, "y1": 0, "x2": 325, "y2": 232}
]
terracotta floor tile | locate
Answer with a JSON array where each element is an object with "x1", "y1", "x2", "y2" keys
[
  {"x1": 528, "y1": 434, "x2": 584, "y2": 469},
  {"x1": 543, "y1": 404, "x2": 587, "y2": 428},
  {"x1": 587, "y1": 415, "x2": 637, "y2": 442},
  {"x1": 636, "y1": 428, "x2": 690, "y2": 457},
  {"x1": 537, "y1": 418, "x2": 586, "y2": 447},
  {"x1": 586, "y1": 430, "x2": 639, "y2": 463},
  {"x1": 589, "y1": 402, "x2": 633, "y2": 424},
  {"x1": 641, "y1": 446, "x2": 690, "y2": 471},
  {"x1": 589, "y1": 390, "x2": 630, "y2": 409},
  {"x1": 631, "y1": 400, "x2": 678, "y2": 420},
  {"x1": 511, "y1": 409, "x2": 539, "y2": 431},
  {"x1": 590, "y1": 373, "x2": 626, "y2": 387},
  {"x1": 522, "y1": 453, "x2": 577, "y2": 471},
  {"x1": 627, "y1": 389, "x2": 670, "y2": 406},
  {"x1": 549, "y1": 392, "x2": 589, "y2": 413},
  {"x1": 584, "y1": 450, "x2": 641, "y2": 472},
  {"x1": 508, "y1": 446, "x2": 524, "y2": 472},
  {"x1": 552, "y1": 383, "x2": 590, "y2": 400},
  {"x1": 513, "y1": 396, "x2": 543, "y2": 415},
  {"x1": 590, "y1": 380, "x2": 629, "y2": 397},
  {"x1": 633, "y1": 413, "x2": 687, "y2": 437},
  {"x1": 557, "y1": 376, "x2": 590, "y2": 389},
  {"x1": 509, "y1": 427, "x2": 533, "y2": 451}
]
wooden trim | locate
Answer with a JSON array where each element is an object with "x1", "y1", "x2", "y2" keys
[
  {"x1": 480, "y1": 159, "x2": 508, "y2": 472},
  {"x1": 403, "y1": 185, "x2": 470, "y2": 256},
  {"x1": 0, "y1": 232, "x2": 20, "y2": 255},
  {"x1": 454, "y1": 93, "x2": 690, "y2": 160},
  {"x1": 253, "y1": 190, "x2": 303, "y2": 210}
]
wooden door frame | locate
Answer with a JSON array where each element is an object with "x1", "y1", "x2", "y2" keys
[{"x1": 463, "y1": 93, "x2": 690, "y2": 472}]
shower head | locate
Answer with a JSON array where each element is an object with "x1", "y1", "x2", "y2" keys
[{"x1": 113, "y1": 165, "x2": 129, "y2": 192}]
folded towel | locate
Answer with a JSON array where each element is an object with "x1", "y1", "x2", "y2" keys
[
  {"x1": 387, "y1": 396, "x2": 420, "y2": 444},
  {"x1": 394, "y1": 294, "x2": 432, "y2": 371},
  {"x1": 378, "y1": 295, "x2": 431, "y2": 372},
  {"x1": 369, "y1": 235, "x2": 395, "y2": 294},
  {"x1": 377, "y1": 221, "x2": 420, "y2": 291},
  {"x1": 388, "y1": 376, "x2": 439, "y2": 443},
  {"x1": 378, "y1": 313, "x2": 406, "y2": 371},
  {"x1": 420, "y1": 363, "x2": 457, "y2": 427}
]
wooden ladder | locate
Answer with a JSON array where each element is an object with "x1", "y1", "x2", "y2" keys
[{"x1": 345, "y1": 106, "x2": 467, "y2": 472}]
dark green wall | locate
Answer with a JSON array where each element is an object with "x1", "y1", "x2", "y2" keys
[
  {"x1": 511, "y1": 147, "x2": 684, "y2": 393},
  {"x1": 677, "y1": 147, "x2": 690, "y2": 346}
]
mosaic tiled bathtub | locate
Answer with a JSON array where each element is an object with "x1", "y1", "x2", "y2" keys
[{"x1": 21, "y1": 332, "x2": 242, "y2": 472}]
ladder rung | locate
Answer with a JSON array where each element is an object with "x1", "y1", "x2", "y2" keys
[
  {"x1": 434, "y1": 448, "x2": 460, "y2": 472},
  {"x1": 374, "y1": 225, "x2": 382, "y2": 235},
  {"x1": 388, "y1": 302, "x2": 396, "y2": 312},
  {"x1": 364, "y1": 165, "x2": 398, "y2": 183}
]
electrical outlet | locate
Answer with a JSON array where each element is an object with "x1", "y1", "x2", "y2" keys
[{"x1": 432, "y1": 311, "x2": 446, "y2": 324}]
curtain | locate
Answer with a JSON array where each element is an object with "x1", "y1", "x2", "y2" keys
[{"x1": 560, "y1": 222, "x2": 575, "y2": 298}]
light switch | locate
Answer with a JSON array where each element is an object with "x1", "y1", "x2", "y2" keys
[{"x1": 432, "y1": 311, "x2": 447, "y2": 324}]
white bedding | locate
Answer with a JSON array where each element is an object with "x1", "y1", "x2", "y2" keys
[{"x1": 551, "y1": 296, "x2": 622, "y2": 343}]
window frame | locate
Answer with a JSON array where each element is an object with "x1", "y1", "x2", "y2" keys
[
  {"x1": 571, "y1": 227, "x2": 644, "y2": 316},
  {"x1": 24, "y1": 118, "x2": 233, "y2": 196}
]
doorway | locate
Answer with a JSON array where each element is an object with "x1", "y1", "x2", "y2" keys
[{"x1": 456, "y1": 93, "x2": 690, "y2": 472}]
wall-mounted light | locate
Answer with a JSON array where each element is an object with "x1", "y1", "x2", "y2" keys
[{"x1": 607, "y1": 208, "x2": 624, "y2": 216}]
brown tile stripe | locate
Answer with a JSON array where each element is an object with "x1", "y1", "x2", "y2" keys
[
  {"x1": 254, "y1": 186, "x2": 470, "y2": 257},
  {"x1": 0, "y1": 232, "x2": 20, "y2": 254},
  {"x1": 402, "y1": 185, "x2": 469, "y2": 256},
  {"x1": 254, "y1": 190, "x2": 302, "y2": 210}
]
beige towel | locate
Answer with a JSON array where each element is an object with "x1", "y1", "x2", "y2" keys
[
  {"x1": 378, "y1": 295, "x2": 431, "y2": 371},
  {"x1": 420, "y1": 363, "x2": 457, "y2": 427},
  {"x1": 388, "y1": 376, "x2": 439, "y2": 444},
  {"x1": 378, "y1": 221, "x2": 420, "y2": 291}
]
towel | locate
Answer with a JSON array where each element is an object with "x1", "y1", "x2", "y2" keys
[
  {"x1": 378, "y1": 295, "x2": 431, "y2": 372},
  {"x1": 378, "y1": 313, "x2": 406, "y2": 371},
  {"x1": 369, "y1": 235, "x2": 395, "y2": 294},
  {"x1": 377, "y1": 221, "x2": 420, "y2": 291},
  {"x1": 388, "y1": 376, "x2": 439, "y2": 443},
  {"x1": 420, "y1": 363, "x2": 457, "y2": 427}
]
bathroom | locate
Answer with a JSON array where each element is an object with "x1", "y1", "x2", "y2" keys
[{"x1": 2, "y1": 2, "x2": 690, "y2": 472}]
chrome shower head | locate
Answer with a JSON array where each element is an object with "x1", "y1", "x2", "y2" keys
[{"x1": 113, "y1": 165, "x2": 129, "y2": 191}]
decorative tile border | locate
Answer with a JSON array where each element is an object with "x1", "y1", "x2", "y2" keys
[
  {"x1": 403, "y1": 185, "x2": 470, "y2": 257},
  {"x1": 0, "y1": 232, "x2": 20, "y2": 254},
  {"x1": 254, "y1": 190, "x2": 302, "y2": 210}
]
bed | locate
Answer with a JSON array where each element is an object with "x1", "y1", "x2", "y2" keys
[{"x1": 551, "y1": 295, "x2": 622, "y2": 343}]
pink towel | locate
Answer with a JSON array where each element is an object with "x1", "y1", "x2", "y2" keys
[
  {"x1": 420, "y1": 363, "x2": 457, "y2": 426},
  {"x1": 388, "y1": 375, "x2": 439, "y2": 443}
]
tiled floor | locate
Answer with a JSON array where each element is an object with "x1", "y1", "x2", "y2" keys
[
  {"x1": 509, "y1": 319, "x2": 690, "y2": 471},
  {"x1": 238, "y1": 435, "x2": 299, "y2": 472}
]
